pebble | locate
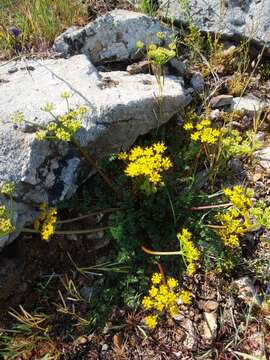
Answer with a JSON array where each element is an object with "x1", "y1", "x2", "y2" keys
[
  {"x1": 190, "y1": 71, "x2": 204, "y2": 93},
  {"x1": 233, "y1": 276, "x2": 262, "y2": 306},
  {"x1": 8, "y1": 66, "x2": 18, "y2": 74},
  {"x1": 202, "y1": 312, "x2": 218, "y2": 340},
  {"x1": 210, "y1": 94, "x2": 233, "y2": 108}
]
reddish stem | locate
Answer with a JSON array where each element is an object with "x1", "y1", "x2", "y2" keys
[{"x1": 157, "y1": 261, "x2": 167, "y2": 285}]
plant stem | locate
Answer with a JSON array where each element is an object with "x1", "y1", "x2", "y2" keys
[
  {"x1": 204, "y1": 224, "x2": 226, "y2": 229},
  {"x1": 164, "y1": 184, "x2": 176, "y2": 226},
  {"x1": 141, "y1": 245, "x2": 180, "y2": 256},
  {"x1": 22, "y1": 226, "x2": 110, "y2": 235},
  {"x1": 157, "y1": 261, "x2": 167, "y2": 285},
  {"x1": 189, "y1": 203, "x2": 231, "y2": 211},
  {"x1": 58, "y1": 207, "x2": 122, "y2": 224},
  {"x1": 71, "y1": 139, "x2": 121, "y2": 199}
]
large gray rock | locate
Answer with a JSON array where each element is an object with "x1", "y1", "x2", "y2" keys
[
  {"x1": 0, "y1": 54, "x2": 190, "y2": 249},
  {"x1": 53, "y1": 9, "x2": 173, "y2": 62},
  {"x1": 160, "y1": 0, "x2": 270, "y2": 51}
]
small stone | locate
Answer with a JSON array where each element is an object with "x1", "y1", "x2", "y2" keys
[
  {"x1": 190, "y1": 72, "x2": 204, "y2": 93},
  {"x1": 202, "y1": 312, "x2": 218, "y2": 341},
  {"x1": 199, "y1": 300, "x2": 219, "y2": 312},
  {"x1": 101, "y1": 344, "x2": 109, "y2": 351},
  {"x1": 255, "y1": 131, "x2": 265, "y2": 143},
  {"x1": 127, "y1": 60, "x2": 150, "y2": 75},
  {"x1": 233, "y1": 276, "x2": 262, "y2": 306},
  {"x1": 172, "y1": 313, "x2": 185, "y2": 321},
  {"x1": 78, "y1": 336, "x2": 88, "y2": 344},
  {"x1": 231, "y1": 97, "x2": 267, "y2": 113},
  {"x1": 249, "y1": 332, "x2": 267, "y2": 359},
  {"x1": 210, "y1": 95, "x2": 233, "y2": 108},
  {"x1": 255, "y1": 147, "x2": 270, "y2": 173},
  {"x1": 182, "y1": 318, "x2": 197, "y2": 350},
  {"x1": 210, "y1": 109, "x2": 220, "y2": 120},
  {"x1": 80, "y1": 286, "x2": 93, "y2": 302},
  {"x1": 8, "y1": 66, "x2": 18, "y2": 74},
  {"x1": 228, "y1": 157, "x2": 244, "y2": 177},
  {"x1": 170, "y1": 58, "x2": 187, "y2": 75}
]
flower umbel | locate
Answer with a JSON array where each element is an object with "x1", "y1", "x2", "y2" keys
[
  {"x1": 215, "y1": 186, "x2": 253, "y2": 250},
  {"x1": 177, "y1": 229, "x2": 200, "y2": 275},
  {"x1": 37, "y1": 105, "x2": 87, "y2": 142},
  {"x1": 34, "y1": 203, "x2": 57, "y2": 241},
  {"x1": 142, "y1": 272, "x2": 192, "y2": 328},
  {"x1": 118, "y1": 142, "x2": 172, "y2": 186},
  {"x1": 184, "y1": 118, "x2": 220, "y2": 144},
  {"x1": 0, "y1": 204, "x2": 14, "y2": 236}
]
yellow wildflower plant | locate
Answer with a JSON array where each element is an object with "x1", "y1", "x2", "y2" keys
[
  {"x1": 223, "y1": 185, "x2": 252, "y2": 211},
  {"x1": 215, "y1": 186, "x2": 253, "y2": 250},
  {"x1": 145, "y1": 315, "x2": 158, "y2": 329},
  {"x1": 142, "y1": 272, "x2": 192, "y2": 328},
  {"x1": 177, "y1": 229, "x2": 200, "y2": 275},
  {"x1": 34, "y1": 203, "x2": 57, "y2": 241},
  {"x1": 184, "y1": 118, "x2": 221, "y2": 145},
  {"x1": 0, "y1": 182, "x2": 15, "y2": 196},
  {"x1": 179, "y1": 290, "x2": 192, "y2": 305},
  {"x1": 36, "y1": 105, "x2": 87, "y2": 142},
  {"x1": 147, "y1": 44, "x2": 176, "y2": 65},
  {"x1": 118, "y1": 142, "x2": 172, "y2": 186},
  {"x1": 0, "y1": 204, "x2": 14, "y2": 236}
]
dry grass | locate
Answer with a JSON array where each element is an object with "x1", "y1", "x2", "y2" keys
[{"x1": 0, "y1": 0, "x2": 89, "y2": 58}]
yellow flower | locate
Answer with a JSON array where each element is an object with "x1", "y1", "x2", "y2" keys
[
  {"x1": 148, "y1": 46, "x2": 176, "y2": 65},
  {"x1": 35, "y1": 130, "x2": 47, "y2": 141},
  {"x1": 35, "y1": 204, "x2": 57, "y2": 241},
  {"x1": 191, "y1": 132, "x2": 200, "y2": 141},
  {"x1": 1, "y1": 182, "x2": 15, "y2": 195},
  {"x1": 142, "y1": 272, "x2": 192, "y2": 328},
  {"x1": 188, "y1": 119, "x2": 220, "y2": 144},
  {"x1": 120, "y1": 143, "x2": 172, "y2": 186},
  {"x1": 180, "y1": 290, "x2": 192, "y2": 305},
  {"x1": 167, "y1": 277, "x2": 178, "y2": 289},
  {"x1": 142, "y1": 296, "x2": 152, "y2": 310},
  {"x1": 149, "y1": 286, "x2": 158, "y2": 298},
  {"x1": 177, "y1": 229, "x2": 200, "y2": 275},
  {"x1": 60, "y1": 91, "x2": 71, "y2": 99},
  {"x1": 11, "y1": 111, "x2": 25, "y2": 124},
  {"x1": 145, "y1": 315, "x2": 158, "y2": 329},
  {"x1": 168, "y1": 304, "x2": 179, "y2": 316},
  {"x1": 156, "y1": 32, "x2": 165, "y2": 40},
  {"x1": 118, "y1": 152, "x2": 128, "y2": 160},
  {"x1": 136, "y1": 40, "x2": 144, "y2": 49},
  {"x1": 152, "y1": 272, "x2": 162, "y2": 284},
  {"x1": 37, "y1": 105, "x2": 85, "y2": 142},
  {"x1": 0, "y1": 205, "x2": 14, "y2": 235},
  {"x1": 186, "y1": 263, "x2": 196, "y2": 276},
  {"x1": 183, "y1": 122, "x2": 194, "y2": 131}
]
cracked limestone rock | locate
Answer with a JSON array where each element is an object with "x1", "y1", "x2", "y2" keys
[
  {"x1": 0, "y1": 54, "x2": 190, "y2": 249},
  {"x1": 53, "y1": 9, "x2": 173, "y2": 62},
  {"x1": 160, "y1": 0, "x2": 270, "y2": 52}
]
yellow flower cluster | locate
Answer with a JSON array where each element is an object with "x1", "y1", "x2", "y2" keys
[
  {"x1": 118, "y1": 142, "x2": 172, "y2": 185},
  {"x1": 184, "y1": 119, "x2": 220, "y2": 144},
  {"x1": 0, "y1": 205, "x2": 14, "y2": 236},
  {"x1": 215, "y1": 186, "x2": 252, "y2": 249},
  {"x1": 215, "y1": 208, "x2": 247, "y2": 249},
  {"x1": 177, "y1": 229, "x2": 200, "y2": 275},
  {"x1": 34, "y1": 203, "x2": 57, "y2": 241},
  {"x1": 142, "y1": 272, "x2": 192, "y2": 329},
  {"x1": 147, "y1": 44, "x2": 176, "y2": 65},
  {"x1": 223, "y1": 186, "x2": 252, "y2": 211},
  {"x1": 0, "y1": 182, "x2": 15, "y2": 196},
  {"x1": 36, "y1": 106, "x2": 86, "y2": 142}
]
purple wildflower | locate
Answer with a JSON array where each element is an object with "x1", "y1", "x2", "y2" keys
[{"x1": 9, "y1": 26, "x2": 21, "y2": 38}]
